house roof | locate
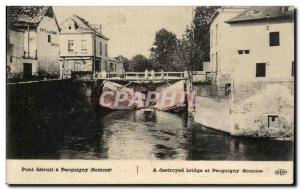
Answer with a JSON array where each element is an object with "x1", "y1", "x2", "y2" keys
[
  {"x1": 7, "y1": 6, "x2": 57, "y2": 27},
  {"x1": 60, "y1": 14, "x2": 109, "y2": 40},
  {"x1": 226, "y1": 6, "x2": 294, "y2": 23},
  {"x1": 208, "y1": 7, "x2": 250, "y2": 24}
]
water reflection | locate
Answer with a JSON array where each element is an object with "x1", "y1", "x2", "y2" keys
[
  {"x1": 8, "y1": 109, "x2": 293, "y2": 160},
  {"x1": 101, "y1": 110, "x2": 189, "y2": 159},
  {"x1": 7, "y1": 82, "x2": 294, "y2": 160}
]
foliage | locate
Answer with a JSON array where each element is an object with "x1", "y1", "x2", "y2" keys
[
  {"x1": 150, "y1": 28, "x2": 177, "y2": 71},
  {"x1": 117, "y1": 6, "x2": 219, "y2": 72},
  {"x1": 188, "y1": 6, "x2": 220, "y2": 70},
  {"x1": 130, "y1": 54, "x2": 152, "y2": 72}
]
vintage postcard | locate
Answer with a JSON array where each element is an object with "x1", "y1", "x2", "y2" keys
[{"x1": 6, "y1": 6, "x2": 295, "y2": 185}]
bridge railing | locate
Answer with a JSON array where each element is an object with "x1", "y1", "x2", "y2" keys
[
  {"x1": 60, "y1": 70, "x2": 213, "y2": 81},
  {"x1": 95, "y1": 71, "x2": 188, "y2": 80},
  {"x1": 125, "y1": 72, "x2": 145, "y2": 79}
]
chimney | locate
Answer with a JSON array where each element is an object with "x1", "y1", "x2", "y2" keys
[{"x1": 91, "y1": 24, "x2": 102, "y2": 34}]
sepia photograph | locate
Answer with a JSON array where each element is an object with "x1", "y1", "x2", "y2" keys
[{"x1": 5, "y1": 5, "x2": 295, "y2": 185}]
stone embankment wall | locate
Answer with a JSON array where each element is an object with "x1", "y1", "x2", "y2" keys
[
  {"x1": 193, "y1": 96, "x2": 231, "y2": 134},
  {"x1": 230, "y1": 81, "x2": 294, "y2": 139},
  {"x1": 193, "y1": 80, "x2": 294, "y2": 140}
]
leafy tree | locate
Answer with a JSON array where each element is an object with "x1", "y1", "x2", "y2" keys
[
  {"x1": 130, "y1": 54, "x2": 151, "y2": 72},
  {"x1": 150, "y1": 28, "x2": 177, "y2": 71},
  {"x1": 187, "y1": 6, "x2": 219, "y2": 71},
  {"x1": 173, "y1": 28, "x2": 194, "y2": 72}
]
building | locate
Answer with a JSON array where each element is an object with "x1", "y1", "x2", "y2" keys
[
  {"x1": 209, "y1": 6, "x2": 294, "y2": 90},
  {"x1": 7, "y1": 6, "x2": 60, "y2": 79},
  {"x1": 194, "y1": 6, "x2": 294, "y2": 139},
  {"x1": 209, "y1": 7, "x2": 248, "y2": 91},
  {"x1": 59, "y1": 15, "x2": 124, "y2": 78}
]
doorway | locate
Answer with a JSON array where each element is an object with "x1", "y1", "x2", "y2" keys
[
  {"x1": 95, "y1": 60, "x2": 100, "y2": 72},
  {"x1": 225, "y1": 83, "x2": 231, "y2": 96},
  {"x1": 23, "y1": 63, "x2": 32, "y2": 79}
]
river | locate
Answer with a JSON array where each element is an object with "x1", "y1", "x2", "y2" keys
[{"x1": 7, "y1": 81, "x2": 293, "y2": 160}]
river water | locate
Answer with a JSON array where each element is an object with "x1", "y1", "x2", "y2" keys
[
  {"x1": 8, "y1": 109, "x2": 293, "y2": 160},
  {"x1": 7, "y1": 81, "x2": 293, "y2": 160}
]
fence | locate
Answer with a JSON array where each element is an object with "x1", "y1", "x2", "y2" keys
[
  {"x1": 7, "y1": 71, "x2": 60, "y2": 83},
  {"x1": 192, "y1": 71, "x2": 213, "y2": 82},
  {"x1": 96, "y1": 71, "x2": 187, "y2": 80},
  {"x1": 60, "y1": 70, "x2": 213, "y2": 82}
]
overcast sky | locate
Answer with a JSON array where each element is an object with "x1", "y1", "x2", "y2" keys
[{"x1": 53, "y1": 6, "x2": 193, "y2": 59}]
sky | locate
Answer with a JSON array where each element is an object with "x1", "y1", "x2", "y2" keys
[{"x1": 53, "y1": 6, "x2": 193, "y2": 59}]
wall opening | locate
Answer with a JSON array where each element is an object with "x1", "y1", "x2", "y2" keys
[
  {"x1": 268, "y1": 115, "x2": 279, "y2": 128},
  {"x1": 269, "y1": 32, "x2": 280, "y2": 46},
  {"x1": 23, "y1": 63, "x2": 32, "y2": 79},
  {"x1": 256, "y1": 63, "x2": 266, "y2": 77},
  {"x1": 225, "y1": 83, "x2": 231, "y2": 96}
]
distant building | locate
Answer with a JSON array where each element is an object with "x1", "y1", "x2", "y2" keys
[
  {"x1": 209, "y1": 6, "x2": 294, "y2": 89},
  {"x1": 59, "y1": 15, "x2": 124, "y2": 78},
  {"x1": 7, "y1": 6, "x2": 60, "y2": 79}
]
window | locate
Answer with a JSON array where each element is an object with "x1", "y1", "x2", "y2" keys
[
  {"x1": 238, "y1": 50, "x2": 250, "y2": 55},
  {"x1": 268, "y1": 115, "x2": 279, "y2": 128},
  {"x1": 256, "y1": 63, "x2": 266, "y2": 77},
  {"x1": 69, "y1": 26, "x2": 72, "y2": 30},
  {"x1": 225, "y1": 83, "x2": 231, "y2": 96},
  {"x1": 48, "y1": 35, "x2": 51, "y2": 43},
  {"x1": 269, "y1": 32, "x2": 280, "y2": 46},
  {"x1": 105, "y1": 44, "x2": 108, "y2": 57},
  {"x1": 68, "y1": 40, "x2": 74, "y2": 52},
  {"x1": 95, "y1": 60, "x2": 100, "y2": 72},
  {"x1": 105, "y1": 61, "x2": 108, "y2": 71},
  {"x1": 292, "y1": 61, "x2": 294, "y2": 77},
  {"x1": 81, "y1": 40, "x2": 87, "y2": 52},
  {"x1": 110, "y1": 62, "x2": 114, "y2": 72},
  {"x1": 99, "y1": 42, "x2": 102, "y2": 55}
]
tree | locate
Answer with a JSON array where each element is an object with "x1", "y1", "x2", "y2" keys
[
  {"x1": 187, "y1": 6, "x2": 219, "y2": 71},
  {"x1": 173, "y1": 27, "x2": 195, "y2": 72},
  {"x1": 130, "y1": 54, "x2": 151, "y2": 72},
  {"x1": 115, "y1": 55, "x2": 130, "y2": 71},
  {"x1": 150, "y1": 28, "x2": 177, "y2": 71}
]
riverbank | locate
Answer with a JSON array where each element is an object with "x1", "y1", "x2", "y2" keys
[
  {"x1": 192, "y1": 96, "x2": 232, "y2": 134},
  {"x1": 192, "y1": 82, "x2": 294, "y2": 141}
]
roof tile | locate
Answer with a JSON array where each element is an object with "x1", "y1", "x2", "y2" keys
[
  {"x1": 7, "y1": 6, "x2": 50, "y2": 26},
  {"x1": 226, "y1": 6, "x2": 294, "y2": 23}
]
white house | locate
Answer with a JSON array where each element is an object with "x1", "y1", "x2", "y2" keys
[
  {"x1": 59, "y1": 15, "x2": 124, "y2": 78},
  {"x1": 209, "y1": 6, "x2": 294, "y2": 89},
  {"x1": 193, "y1": 6, "x2": 295, "y2": 139},
  {"x1": 7, "y1": 6, "x2": 60, "y2": 79}
]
